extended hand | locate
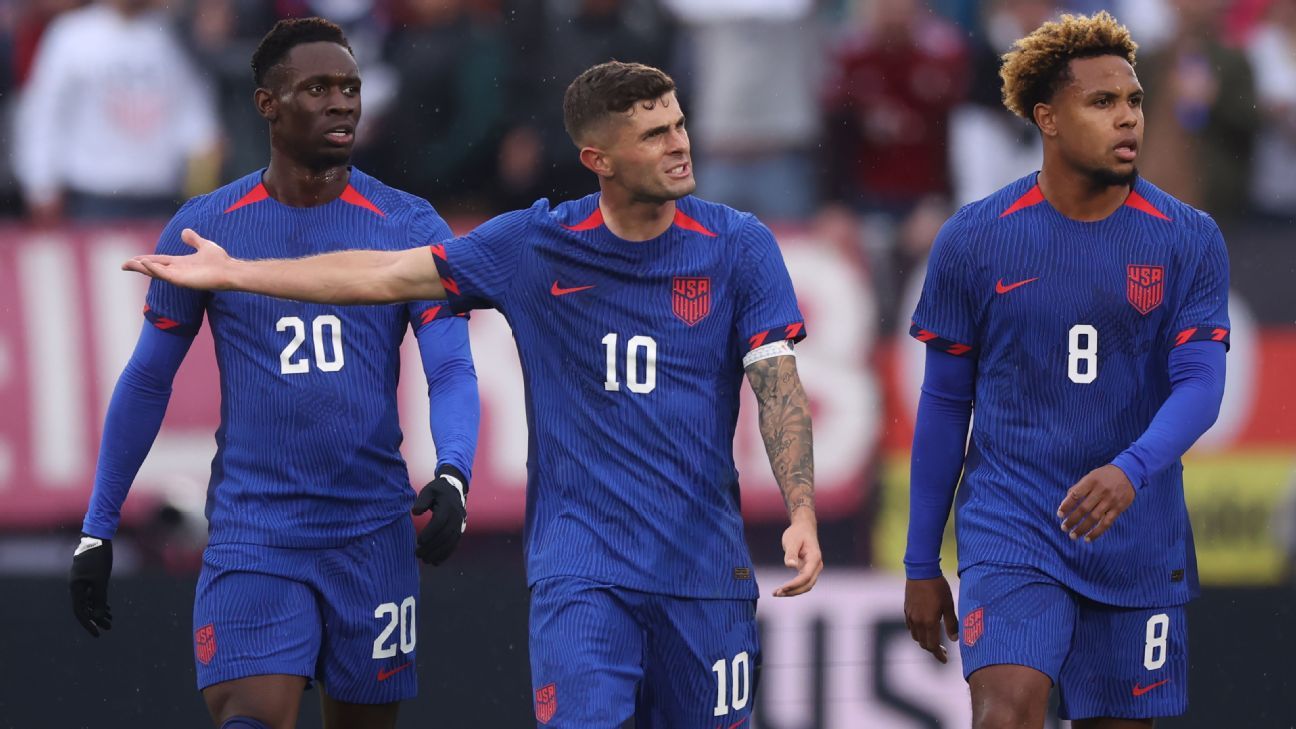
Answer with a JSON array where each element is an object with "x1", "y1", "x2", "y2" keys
[
  {"x1": 773, "y1": 510, "x2": 823, "y2": 597},
  {"x1": 1057, "y1": 464, "x2": 1135, "y2": 542},
  {"x1": 904, "y1": 576, "x2": 957, "y2": 663},
  {"x1": 69, "y1": 535, "x2": 113, "y2": 637},
  {"x1": 122, "y1": 228, "x2": 234, "y2": 290},
  {"x1": 412, "y1": 467, "x2": 468, "y2": 565}
]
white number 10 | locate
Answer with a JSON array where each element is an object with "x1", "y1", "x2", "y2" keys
[
  {"x1": 602, "y1": 333, "x2": 657, "y2": 394},
  {"x1": 1068, "y1": 324, "x2": 1098, "y2": 384}
]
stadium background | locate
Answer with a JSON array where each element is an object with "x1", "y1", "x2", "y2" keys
[{"x1": 0, "y1": 0, "x2": 1293, "y2": 727}]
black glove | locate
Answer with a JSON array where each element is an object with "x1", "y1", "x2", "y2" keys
[
  {"x1": 412, "y1": 465, "x2": 468, "y2": 565},
  {"x1": 69, "y1": 534, "x2": 113, "y2": 637}
]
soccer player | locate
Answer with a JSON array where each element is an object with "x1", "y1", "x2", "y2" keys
[
  {"x1": 123, "y1": 61, "x2": 823, "y2": 727},
  {"x1": 68, "y1": 18, "x2": 480, "y2": 729},
  {"x1": 901, "y1": 12, "x2": 1229, "y2": 729}
]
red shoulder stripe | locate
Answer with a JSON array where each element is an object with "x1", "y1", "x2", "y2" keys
[
  {"x1": 999, "y1": 184, "x2": 1045, "y2": 218},
  {"x1": 224, "y1": 183, "x2": 269, "y2": 213}
]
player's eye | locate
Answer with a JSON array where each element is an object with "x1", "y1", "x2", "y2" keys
[
  {"x1": 1130, "y1": 95, "x2": 1144, "y2": 107},
  {"x1": 308, "y1": 84, "x2": 325, "y2": 95}
]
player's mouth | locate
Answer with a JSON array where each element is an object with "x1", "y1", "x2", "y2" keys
[
  {"x1": 1114, "y1": 138, "x2": 1138, "y2": 162},
  {"x1": 664, "y1": 161, "x2": 691, "y2": 180},
  {"x1": 324, "y1": 125, "x2": 355, "y2": 146}
]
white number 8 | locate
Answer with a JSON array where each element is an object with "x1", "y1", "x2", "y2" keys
[
  {"x1": 1068, "y1": 324, "x2": 1098, "y2": 384},
  {"x1": 1144, "y1": 613, "x2": 1169, "y2": 670}
]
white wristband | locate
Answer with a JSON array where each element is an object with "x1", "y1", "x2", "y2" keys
[{"x1": 743, "y1": 339, "x2": 795, "y2": 368}]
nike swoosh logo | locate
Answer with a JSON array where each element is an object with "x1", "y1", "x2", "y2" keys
[
  {"x1": 377, "y1": 662, "x2": 412, "y2": 681},
  {"x1": 551, "y1": 281, "x2": 595, "y2": 296},
  {"x1": 1132, "y1": 678, "x2": 1170, "y2": 696},
  {"x1": 996, "y1": 277, "x2": 1040, "y2": 294}
]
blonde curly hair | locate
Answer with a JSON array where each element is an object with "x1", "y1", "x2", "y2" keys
[{"x1": 1000, "y1": 11, "x2": 1138, "y2": 125}]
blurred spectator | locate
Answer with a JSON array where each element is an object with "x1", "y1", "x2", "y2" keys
[
  {"x1": 1137, "y1": 0, "x2": 1258, "y2": 223},
  {"x1": 1245, "y1": 0, "x2": 1296, "y2": 220},
  {"x1": 11, "y1": 0, "x2": 85, "y2": 87},
  {"x1": 187, "y1": 0, "x2": 284, "y2": 181},
  {"x1": 664, "y1": 0, "x2": 823, "y2": 221},
  {"x1": 365, "y1": 0, "x2": 507, "y2": 212},
  {"x1": 12, "y1": 0, "x2": 220, "y2": 224},
  {"x1": 498, "y1": 0, "x2": 675, "y2": 206},
  {"x1": 822, "y1": 0, "x2": 968, "y2": 214},
  {"x1": 949, "y1": 0, "x2": 1055, "y2": 206}
]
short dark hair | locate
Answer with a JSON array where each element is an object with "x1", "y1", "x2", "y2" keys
[
  {"x1": 1000, "y1": 11, "x2": 1138, "y2": 126},
  {"x1": 251, "y1": 17, "x2": 353, "y2": 89},
  {"x1": 562, "y1": 61, "x2": 676, "y2": 145}
]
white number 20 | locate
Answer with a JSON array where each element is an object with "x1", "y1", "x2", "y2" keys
[
  {"x1": 278, "y1": 315, "x2": 345, "y2": 375},
  {"x1": 1067, "y1": 324, "x2": 1098, "y2": 384},
  {"x1": 372, "y1": 596, "x2": 417, "y2": 658},
  {"x1": 712, "y1": 651, "x2": 751, "y2": 717}
]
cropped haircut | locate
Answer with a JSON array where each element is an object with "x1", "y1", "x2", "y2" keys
[
  {"x1": 251, "y1": 17, "x2": 353, "y2": 89},
  {"x1": 563, "y1": 61, "x2": 677, "y2": 145},
  {"x1": 1000, "y1": 11, "x2": 1138, "y2": 126}
]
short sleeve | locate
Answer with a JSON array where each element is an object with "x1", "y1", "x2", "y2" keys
[
  {"x1": 403, "y1": 201, "x2": 466, "y2": 333},
  {"x1": 144, "y1": 198, "x2": 210, "y2": 337},
  {"x1": 734, "y1": 217, "x2": 807, "y2": 351},
  {"x1": 1170, "y1": 217, "x2": 1231, "y2": 350},
  {"x1": 430, "y1": 208, "x2": 532, "y2": 313},
  {"x1": 910, "y1": 211, "x2": 978, "y2": 356}
]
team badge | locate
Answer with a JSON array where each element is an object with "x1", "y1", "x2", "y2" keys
[
  {"x1": 672, "y1": 277, "x2": 711, "y2": 326},
  {"x1": 1127, "y1": 264, "x2": 1164, "y2": 315},
  {"x1": 535, "y1": 683, "x2": 557, "y2": 724},
  {"x1": 962, "y1": 608, "x2": 984, "y2": 648},
  {"x1": 195, "y1": 623, "x2": 217, "y2": 665}
]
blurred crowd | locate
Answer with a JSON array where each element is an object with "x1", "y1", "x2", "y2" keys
[{"x1": 0, "y1": 0, "x2": 1292, "y2": 320}]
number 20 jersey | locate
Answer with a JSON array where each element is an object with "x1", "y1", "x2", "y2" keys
[
  {"x1": 431, "y1": 194, "x2": 806, "y2": 600},
  {"x1": 911, "y1": 173, "x2": 1230, "y2": 608},
  {"x1": 144, "y1": 169, "x2": 454, "y2": 549}
]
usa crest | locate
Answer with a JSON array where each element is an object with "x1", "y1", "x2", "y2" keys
[
  {"x1": 535, "y1": 683, "x2": 557, "y2": 724},
  {"x1": 1127, "y1": 264, "x2": 1164, "y2": 315},
  {"x1": 195, "y1": 623, "x2": 217, "y2": 665},
  {"x1": 963, "y1": 608, "x2": 984, "y2": 648},
  {"x1": 672, "y1": 277, "x2": 711, "y2": 326}
]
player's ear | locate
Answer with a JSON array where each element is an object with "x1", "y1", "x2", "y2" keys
[
  {"x1": 254, "y1": 87, "x2": 278, "y2": 122},
  {"x1": 579, "y1": 146, "x2": 614, "y2": 179},
  {"x1": 1034, "y1": 102, "x2": 1057, "y2": 137}
]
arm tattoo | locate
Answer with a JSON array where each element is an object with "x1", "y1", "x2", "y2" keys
[{"x1": 745, "y1": 354, "x2": 815, "y2": 517}]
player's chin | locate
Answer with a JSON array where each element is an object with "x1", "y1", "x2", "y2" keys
[
  {"x1": 1088, "y1": 162, "x2": 1139, "y2": 188},
  {"x1": 660, "y1": 176, "x2": 697, "y2": 200}
]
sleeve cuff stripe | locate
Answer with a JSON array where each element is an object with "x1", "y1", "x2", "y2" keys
[
  {"x1": 747, "y1": 321, "x2": 807, "y2": 351},
  {"x1": 909, "y1": 323, "x2": 972, "y2": 356},
  {"x1": 1174, "y1": 326, "x2": 1230, "y2": 347}
]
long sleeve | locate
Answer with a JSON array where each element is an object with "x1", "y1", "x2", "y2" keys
[
  {"x1": 415, "y1": 315, "x2": 480, "y2": 486},
  {"x1": 13, "y1": 19, "x2": 72, "y2": 205},
  {"x1": 1110, "y1": 340, "x2": 1226, "y2": 490},
  {"x1": 81, "y1": 323, "x2": 196, "y2": 538},
  {"x1": 904, "y1": 348, "x2": 976, "y2": 579}
]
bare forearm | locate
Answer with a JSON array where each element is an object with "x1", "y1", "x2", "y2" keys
[
  {"x1": 747, "y1": 355, "x2": 815, "y2": 517},
  {"x1": 227, "y1": 247, "x2": 443, "y2": 304}
]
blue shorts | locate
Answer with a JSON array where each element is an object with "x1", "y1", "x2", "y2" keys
[
  {"x1": 958, "y1": 563, "x2": 1188, "y2": 721},
  {"x1": 528, "y1": 576, "x2": 760, "y2": 728},
  {"x1": 192, "y1": 516, "x2": 419, "y2": 704}
]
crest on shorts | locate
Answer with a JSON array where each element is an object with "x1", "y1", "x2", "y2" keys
[
  {"x1": 195, "y1": 623, "x2": 217, "y2": 665},
  {"x1": 963, "y1": 608, "x2": 985, "y2": 648},
  {"x1": 1127, "y1": 264, "x2": 1164, "y2": 315},
  {"x1": 672, "y1": 277, "x2": 711, "y2": 326},
  {"x1": 535, "y1": 683, "x2": 557, "y2": 724}
]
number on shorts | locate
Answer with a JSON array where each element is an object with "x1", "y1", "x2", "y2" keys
[
  {"x1": 711, "y1": 651, "x2": 751, "y2": 717},
  {"x1": 1143, "y1": 613, "x2": 1169, "y2": 670},
  {"x1": 372, "y1": 596, "x2": 417, "y2": 659}
]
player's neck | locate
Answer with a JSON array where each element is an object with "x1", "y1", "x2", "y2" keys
[
  {"x1": 1037, "y1": 163, "x2": 1131, "y2": 222},
  {"x1": 262, "y1": 157, "x2": 351, "y2": 208},
  {"x1": 597, "y1": 191, "x2": 677, "y2": 242}
]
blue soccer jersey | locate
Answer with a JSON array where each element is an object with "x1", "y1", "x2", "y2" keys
[
  {"x1": 135, "y1": 169, "x2": 465, "y2": 548},
  {"x1": 911, "y1": 173, "x2": 1229, "y2": 608},
  {"x1": 430, "y1": 194, "x2": 805, "y2": 599}
]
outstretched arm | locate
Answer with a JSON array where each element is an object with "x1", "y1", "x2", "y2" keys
[
  {"x1": 746, "y1": 351, "x2": 822, "y2": 597},
  {"x1": 123, "y1": 228, "x2": 446, "y2": 304}
]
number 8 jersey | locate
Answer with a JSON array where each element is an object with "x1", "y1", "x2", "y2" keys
[
  {"x1": 431, "y1": 193, "x2": 806, "y2": 600},
  {"x1": 911, "y1": 173, "x2": 1230, "y2": 608}
]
